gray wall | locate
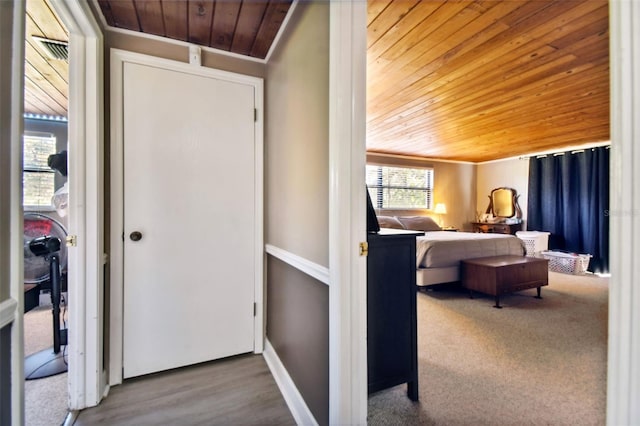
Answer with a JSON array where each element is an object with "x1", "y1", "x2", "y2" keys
[
  {"x1": 265, "y1": 2, "x2": 329, "y2": 267},
  {"x1": 265, "y1": 2, "x2": 330, "y2": 424},
  {"x1": 367, "y1": 153, "x2": 532, "y2": 231},
  {"x1": 367, "y1": 153, "x2": 477, "y2": 231},
  {"x1": 477, "y1": 158, "x2": 529, "y2": 228},
  {"x1": 105, "y1": 31, "x2": 265, "y2": 79},
  {"x1": 0, "y1": 0, "x2": 16, "y2": 303},
  {"x1": 0, "y1": 326, "x2": 11, "y2": 422},
  {"x1": 267, "y1": 257, "x2": 329, "y2": 425}
]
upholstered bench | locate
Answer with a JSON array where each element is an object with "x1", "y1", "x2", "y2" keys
[{"x1": 461, "y1": 255, "x2": 549, "y2": 308}]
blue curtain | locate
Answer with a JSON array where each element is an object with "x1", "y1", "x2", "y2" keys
[{"x1": 527, "y1": 146, "x2": 609, "y2": 273}]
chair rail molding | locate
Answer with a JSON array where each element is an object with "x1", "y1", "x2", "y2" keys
[
  {"x1": 0, "y1": 299, "x2": 18, "y2": 329},
  {"x1": 265, "y1": 244, "x2": 329, "y2": 286}
]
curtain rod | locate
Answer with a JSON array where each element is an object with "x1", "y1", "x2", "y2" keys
[{"x1": 518, "y1": 143, "x2": 610, "y2": 160}]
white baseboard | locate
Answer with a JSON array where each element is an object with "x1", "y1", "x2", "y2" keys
[
  {"x1": 263, "y1": 339, "x2": 318, "y2": 426},
  {"x1": 63, "y1": 411, "x2": 79, "y2": 426}
]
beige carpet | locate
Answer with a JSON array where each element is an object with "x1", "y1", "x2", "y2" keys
[
  {"x1": 24, "y1": 292, "x2": 69, "y2": 426},
  {"x1": 368, "y1": 271, "x2": 608, "y2": 426}
]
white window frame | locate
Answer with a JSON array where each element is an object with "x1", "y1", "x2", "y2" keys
[
  {"x1": 366, "y1": 164, "x2": 434, "y2": 210},
  {"x1": 22, "y1": 131, "x2": 57, "y2": 211}
]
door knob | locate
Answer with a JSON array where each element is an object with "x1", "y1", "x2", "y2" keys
[{"x1": 129, "y1": 231, "x2": 143, "y2": 242}]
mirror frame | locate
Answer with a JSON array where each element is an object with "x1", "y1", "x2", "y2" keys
[{"x1": 485, "y1": 187, "x2": 522, "y2": 219}]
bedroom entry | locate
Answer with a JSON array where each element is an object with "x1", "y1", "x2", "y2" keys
[{"x1": 114, "y1": 52, "x2": 263, "y2": 379}]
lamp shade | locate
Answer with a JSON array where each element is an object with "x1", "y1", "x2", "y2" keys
[{"x1": 434, "y1": 203, "x2": 447, "y2": 214}]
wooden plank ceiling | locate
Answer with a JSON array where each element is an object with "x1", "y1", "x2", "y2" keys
[
  {"x1": 24, "y1": 0, "x2": 69, "y2": 118},
  {"x1": 367, "y1": 0, "x2": 610, "y2": 162},
  {"x1": 25, "y1": 0, "x2": 609, "y2": 163},
  {"x1": 96, "y1": 0, "x2": 292, "y2": 59}
]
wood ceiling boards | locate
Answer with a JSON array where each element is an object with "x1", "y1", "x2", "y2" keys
[
  {"x1": 367, "y1": 0, "x2": 610, "y2": 163},
  {"x1": 24, "y1": 0, "x2": 69, "y2": 117},
  {"x1": 96, "y1": 0, "x2": 292, "y2": 59},
  {"x1": 25, "y1": 0, "x2": 609, "y2": 163},
  {"x1": 23, "y1": 0, "x2": 292, "y2": 119}
]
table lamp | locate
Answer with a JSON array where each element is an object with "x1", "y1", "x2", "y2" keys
[{"x1": 434, "y1": 203, "x2": 447, "y2": 227}]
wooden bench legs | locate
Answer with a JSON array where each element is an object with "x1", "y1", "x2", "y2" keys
[{"x1": 468, "y1": 286, "x2": 544, "y2": 309}]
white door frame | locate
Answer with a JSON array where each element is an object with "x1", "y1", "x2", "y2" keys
[
  {"x1": 49, "y1": 0, "x2": 106, "y2": 410},
  {"x1": 607, "y1": 1, "x2": 640, "y2": 424},
  {"x1": 3, "y1": 1, "x2": 26, "y2": 423},
  {"x1": 109, "y1": 49, "x2": 264, "y2": 385},
  {"x1": 330, "y1": 1, "x2": 640, "y2": 425},
  {"x1": 328, "y1": 2, "x2": 368, "y2": 424}
]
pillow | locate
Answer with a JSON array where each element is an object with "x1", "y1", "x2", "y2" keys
[
  {"x1": 396, "y1": 216, "x2": 442, "y2": 231},
  {"x1": 376, "y1": 216, "x2": 405, "y2": 229}
]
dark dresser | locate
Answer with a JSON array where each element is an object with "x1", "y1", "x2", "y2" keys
[
  {"x1": 367, "y1": 229, "x2": 423, "y2": 401},
  {"x1": 471, "y1": 221, "x2": 522, "y2": 234}
]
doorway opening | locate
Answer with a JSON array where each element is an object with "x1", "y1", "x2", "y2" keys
[{"x1": 22, "y1": 0, "x2": 70, "y2": 423}]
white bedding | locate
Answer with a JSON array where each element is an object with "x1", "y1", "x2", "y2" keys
[{"x1": 416, "y1": 231, "x2": 526, "y2": 269}]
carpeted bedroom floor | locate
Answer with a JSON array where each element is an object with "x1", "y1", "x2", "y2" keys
[{"x1": 368, "y1": 271, "x2": 608, "y2": 426}]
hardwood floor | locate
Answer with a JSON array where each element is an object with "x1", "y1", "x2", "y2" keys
[{"x1": 74, "y1": 354, "x2": 294, "y2": 425}]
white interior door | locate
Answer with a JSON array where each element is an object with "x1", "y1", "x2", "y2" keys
[{"x1": 122, "y1": 62, "x2": 255, "y2": 379}]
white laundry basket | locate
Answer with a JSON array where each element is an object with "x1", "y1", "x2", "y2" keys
[
  {"x1": 515, "y1": 231, "x2": 550, "y2": 257},
  {"x1": 541, "y1": 251, "x2": 591, "y2": 274}
]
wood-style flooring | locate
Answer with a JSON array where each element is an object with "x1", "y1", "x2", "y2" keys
[{"x1": 74, "y1": 353, "x2": 295, "y2": 425}]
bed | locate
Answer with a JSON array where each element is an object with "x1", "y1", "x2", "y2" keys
[
  {"x1": 376, "y1": 215, "x2": 526, "y2": 286},
  {"x1": 414, "y1": 231, "x2": 525, "y2": 286}
]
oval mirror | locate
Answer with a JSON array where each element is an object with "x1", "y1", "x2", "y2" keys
[
  {"x1": 486, "y1": 187, "x2": 522, "y2": 219},
  {"x1": 492, "y1": 188, "x2": 514, "y2": 217}
]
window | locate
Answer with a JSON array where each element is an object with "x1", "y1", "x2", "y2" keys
[
  {"x1": 23, "y1": 133, "x2": 57, "y2": 208},
  {"x1": 366, "y1": 164, "x2": 434, "y2": 209}
]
